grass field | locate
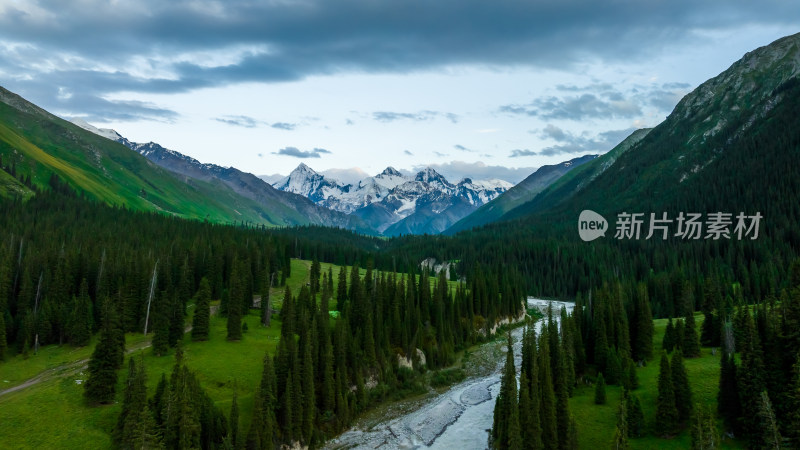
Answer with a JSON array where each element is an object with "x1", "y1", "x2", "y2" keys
[
  {"x1": 0, "y1": 258, "x2": 467, "y2": 449},
  {"x1": 570, "y1": 314, "x2": 745, "y2": 449}
]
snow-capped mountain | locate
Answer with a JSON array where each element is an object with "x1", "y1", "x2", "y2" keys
[
  {"x1": 70, "y1": 118, "x2": 123, "y2": 141},
  {"x1": 272, "y1": 163, "x2": 512, "y2": 234}
]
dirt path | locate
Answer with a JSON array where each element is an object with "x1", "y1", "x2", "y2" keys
[{"x1": 0, "y1": 304, "x2": 220, "y2": 400}]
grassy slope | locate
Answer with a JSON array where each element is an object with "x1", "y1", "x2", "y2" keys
[
  {"x1": 0, "y1": 258, "x2": 462, "y2": 449},
  {"x1": 570, "y1": 314, "x2": 745, "y2": 449},
  {"x1": 0, "y1": 100, "x2": 287, "y2": 226},
  {"x1": 0, "y1": 168, "x2": 34, "y2": 200}
]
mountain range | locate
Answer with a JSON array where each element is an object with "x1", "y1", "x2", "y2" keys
[
  {"x1": 5, "y1": 32, "x2": 798, "y2": 240},
  {"x1": 270, "y1": 163, "x2": 514, "y2": 235}
]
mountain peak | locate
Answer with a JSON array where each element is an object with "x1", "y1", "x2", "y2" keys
[
  {"x1": 380, "y1": 166, "x2": 402, "y2": 177},
  {"x1": 414, "y1": 167, "x2": 448, "y2": 184},
  {"x1": 294, "y1": 162, "x2": 316, "y2": 173}
]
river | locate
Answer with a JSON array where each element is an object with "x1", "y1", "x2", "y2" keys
[{"x1": 326, "y1": 298, "x2": 574, "y2": 450}]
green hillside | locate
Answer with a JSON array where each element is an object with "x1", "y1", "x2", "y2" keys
[
  {"x1": 0, "y1": 87, "x2": 301, "y2": 226},
  {"x1": 500, "y1": 128, "x2": 651, "y2": 222}
]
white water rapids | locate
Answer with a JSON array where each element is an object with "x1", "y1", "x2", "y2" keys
[{"x1": 326, "y1": 298, "x2": 574, "y2": 450}]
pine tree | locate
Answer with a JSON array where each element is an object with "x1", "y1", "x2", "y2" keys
[
  {"x1": 192, "y1": 277, "x2": 211, "y2": 341},
  {"x1": 301, "y1": 327, "x2": 315, "y2": 444},
  {"x1": 682, "y1": 312, "x2": 701, "y2": 358},
  {"x1": 227, "y1": 290, "x2": 242, "y2": 341},
  {"x1": 671, "y1": 350, "x2": 692, "y2": 423},
  {"x1": 539, "y1": 331, "x2": 558, "y2": 450},
  {"x1": 84, "y1": 302, "x2": 119, "y2": 405},
  {"x1": 151, "y1": 292, "x2": 170, "y2": 356},
  {"x1": 594, "y1": 373, "x2": 607, "y2": 405},
  {"x1": 655, "y1": 351, "x2": 678, "y2": 437},
  {"x1": 492, "y1": 333, "x2": 521, "y2": 449},
  {"x1": 756, "y1": 391, "x2": 781, "y2": 449},
  {"x1": 612, "y1": 395, "x2": 629, "y2": 450},
  {"x1": 247, "y1": 353, "x2": 275, "y2": 450},
  {"x1": 633, "y1": 284, "x2": 653, "y2": 362},
  {"x1": 626, "y1": 358, "x2": 639, "y2": 390},
  {"x1": 737, "y1": 310, "x2": 766, "y2": 444},
  {"x1": 674, "y1": 319, "x2": 685, "y2": 352},
  {"x1": 168, "y1": 290, "x2": 184, "y2": 347},
  {"x1": 690, "y1": 404, "x2": 720, "y2": 450},
  {"x1": 717, "y1": 347, "x2": 740, "y2": 432},
  {"x1": 115, "y1": 358, "x2": 160, "y2": 449},
  {"x1": 626, "y1": 392, "x2": 645, "y2": 438},
  {"x1": 662, "y1": 318, "x2": 675, "y2": 353}
]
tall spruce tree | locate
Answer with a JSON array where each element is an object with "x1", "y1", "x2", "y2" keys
[
  {"x1": 655, "y1": 351, "x2": 678, "y2": 437},
  {"x1": 612, "y1": 395, "x2": 629, "y2": 450},
  {"x1": 690, "y1": 404, "x2": 720, "y2": 450},
  {"x1": 192, "y1": 277, "x2": 211, "y2": 341},
  {"x1": 492, "y1": 333, "x2": 521, "y2": 450},
  {"x1": 539, "y1": 331, "x2": 558, "y2": 450},
  {"x1": 671, "y1": 350, "x2": 692, "y2": 424},
  {"x1": 115, "y1": 358, "x2": 160, "y2": 449},
  {"x1": 84, "y1": 301, "x2": 119, "y2": 405},
  {"x1": 682, "y1": 312, "x2": 701, "y2": 358},
  {"x1": 756, "y1": 391, "x2": 781, "y2": 449},
  {"x1": 626, "y1": 391, "x2": 645, "y2": 438},
  {"x1": 227, "y1": 263, "x2": 244, "y2": 341},
  {"x1": 594, "y1": 373, "x2": 607, "y2": 405},
  {"x1": 662, "y1": 318, "x2": 675, "y2": 353}
]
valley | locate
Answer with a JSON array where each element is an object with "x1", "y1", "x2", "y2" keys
[{"x1": 0, "y1": 20, "x2": 799, "y2": 450}]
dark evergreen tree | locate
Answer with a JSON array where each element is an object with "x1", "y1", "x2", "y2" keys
[
  {"x1": 626, "y1": 392, "x2": 645, "y2": 438},
  {"x1": 115, "y1": 358, "x2": 160, "y2": 449},
  {"x1": 539, "y1": 330, "x2": 558, "y2": 450},
  {"x1": 632, "y1": 283, "x2": 653, "y2": 362},
  {"x1": 682, "y1": 312, "x2": 701, "y2": 358},
  {"x1": 191, "y1": 277, "x2": 211, "y2": 341},
  {"x1": 594, "y1": 373, "x2": 606, "y2": 405},
  {"x1": 756, "y1": 391, "x2": 781, "y2": 450},
  {"x1": 717, "y1": 343, "x2": 740, "y2": 432},
  {"x1": 690, "y1": 404, "x2": 720, "y2": 450},
  {"x1": 612, "y1": 394, "x2": 629, "y2": 450},
  {"x1": 151, "y1": 293, "x2": 170, "y2": 356},
  {"x1": 671, "y1": 350, "x2": 692, "y2": 423},
  {"x1": 662, "y1": 318, "x2": 675, "y2": 353},
  {"x1": 655, "y1": 351, "x2": 678, "y2": 437},
  {"x1": 492, "y1": 333, "x2": 521, "y2": 450},
  {"x1": 84, "y1": 301, "x2": 119, "y2": 405}
]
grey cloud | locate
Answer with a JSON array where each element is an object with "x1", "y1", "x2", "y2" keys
[
  {"x1": 273, "y1": 146, "x2": 332, "y2": 158},
  {"x1": 215, "y1": 115, "x2": 262, "y2": 128},
  {"x1": 372, "y1": 110, "x2": 459, "y2": 123},
  {"x1": 501, "y1": 82, "x2": 691, "y2": 121},
  {"x1": 434, "y1": 151, "x2": 448, "y2": 157},
  {"x1": 454, "y1": 144, "x2": 474, "y2": 152},
  {"x1": 404, "y1": 150, "x2": 414, "y2": 155},
  {"x1": 510, "y1": 149, "x2": 538, "y2": 158},
  {"x1": 1, "y1": 1, "x2": 797, "y2": 120},
  {"x1": 531, "y1": 126, "x2": 637, "y2": 157},
  {"x1": 271, "y1": 122, "x2": 296, "y2": 130}
]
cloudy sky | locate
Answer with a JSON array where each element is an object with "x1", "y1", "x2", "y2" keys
[{"x1": 0, "y1": 1, "x2": 797, "y2": 184}]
